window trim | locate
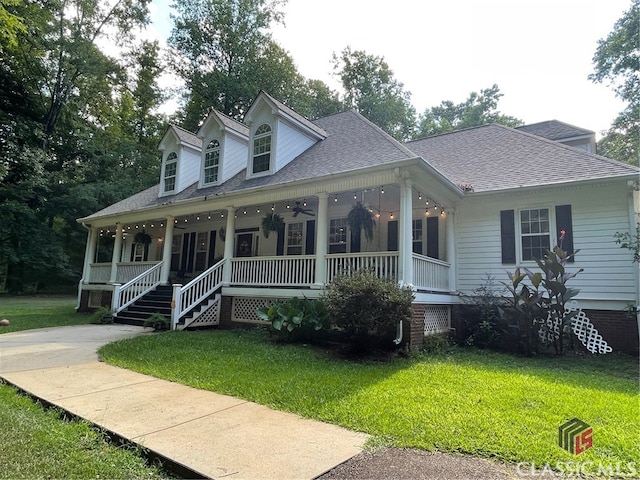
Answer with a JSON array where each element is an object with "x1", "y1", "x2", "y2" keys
[
  {"x1": 250, "y1": 123, "x2": 273, "y2": 177},
  {"x1": 162, "y1": 152, "x2": 178, "y2": 194},
  {"x1": 286, "y1": 222, "x2": 304, "y2": 256},
  {"x1": 329, "y1": 217, "x2": 348, "y2": 254},
  {"x1": 516, "y1": 206, "x2": 555, "y2": 263},
  {"x1": 202, "y1": 139, "x2": 221, "y2": 186}
]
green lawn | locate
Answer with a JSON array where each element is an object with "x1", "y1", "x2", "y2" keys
[
  {"x1": 0, "y1": 295, "x2": 89, "y2": 333},
  {"x1": 0, "y1": 383, "x2": 170, "y2": 479},
  {"x1": 99, "y1": 329, "x2": 640, "y2": 475}
]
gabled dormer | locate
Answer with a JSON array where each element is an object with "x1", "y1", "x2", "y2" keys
[
  {"x1": 157, "y1": 125, "x2": 202, "y2": 197},
  {"x1": 196, "y1": 110, "x2": 249, "y2": 187},
  {"x1": 243, "y1": 91, "x2": 328, "y2": 179}
]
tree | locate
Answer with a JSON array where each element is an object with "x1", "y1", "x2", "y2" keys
[
  {"x1": 0, "y1": 0, "x2": 25, "y2": 53},
  {"x1": 589, "y1": 0, "x2": 639, "y2": 166},
  {"x1": 169, "y1": 0, "x2": 305, "y2": 128},
  {"x1": 416, "y1": 84, "x2": 522, "y2": 138},
  {"x1": 332, "y1": 47, "x2": 416, "y2": 140}
]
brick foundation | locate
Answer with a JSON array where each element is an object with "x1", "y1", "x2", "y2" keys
[
  {"x1": 219, "y1": 296, "x2": 233, "y2": 329},
  {"x1": 405, "y1": 304, "x2": 427, "y2": 349}
]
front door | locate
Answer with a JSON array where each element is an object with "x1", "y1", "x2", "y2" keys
[{"x1": 236, "y1": 233, "x2": 253, "y2": 257}]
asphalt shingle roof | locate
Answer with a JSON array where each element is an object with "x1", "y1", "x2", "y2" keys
[
  {"x1": 407, "y1": 124, "x2": 638, "y2": 193},
  {"x1": 516, "y1": 120, "x2": 594, "y2": 140}
]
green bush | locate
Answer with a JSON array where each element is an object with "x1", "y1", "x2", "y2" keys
[
  {"x1": 323, "y1": 270, "x2": 414, "y2": 353},
  {"x1": 143, "y1": 312, "x2": 170, "y2": 331},
  {"x1": 256, "y1": 297, "x2": 329, "y2": 342},
  {"x1": 458, "y1": 274, "x2": 506, "y2": 349}
]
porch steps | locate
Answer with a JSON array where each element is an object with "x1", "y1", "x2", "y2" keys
[
  {"x1": 177, "y1": 294, "x2": 221, "y2": 330},
  {"x1": 114, "y1": 285, "x2": 173, "y2": 327}
]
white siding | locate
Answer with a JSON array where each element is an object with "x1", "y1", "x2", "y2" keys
[
  {"x1": 177, "y1": 145, "x2": 201, "y2": 192},
  {"x1": 221, "y1": 135, "x2": 248, "y2": 183},
  {"x1": 274, "y1": 119, "x2": 316, "y2": 172},
  {"x1": 455, "y1": 182, "x2": 637, "y2": 306}
]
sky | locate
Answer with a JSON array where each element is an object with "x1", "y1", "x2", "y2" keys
[{"x1": 147, "y1": 0, "x2": 631, "y2": 138}]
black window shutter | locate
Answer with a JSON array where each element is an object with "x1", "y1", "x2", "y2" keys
[
  {"x1": 276, "y1": 230, "x2": 285, "y2": 256},
  {"x1": 555, "y1": 205, "x2": 574, "y2": 262},
  {"x1": 426, "y1": 217, "x2": 439, "y2": 258},
  {"x1": 207, "y1": 230, "x2": 217, "y2": 267},
  {"x1": 305, "y1": 220, "x2": 315, "y2": 255},
  {"x1": 387, "y1": 221, "x2": 398, "y2": 251},
  {"x1": 500, "y1": 210, "x2": 516, "y2": 264}
]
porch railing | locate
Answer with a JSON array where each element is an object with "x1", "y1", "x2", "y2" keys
[
  {"x1": 326, "y1": 252, "x2": 399, "y2": 284},
  {"x1": 230, "y1": 255, "x2": 316, "y2": 287},
  {"x1": 112, "y1": 262, "x2": 163, "y2": 314},
  {"x1": 172, "y1": 259, "x2": 225, "y2": 328},
  {"x1": 412, "y1": 253, "x2": 450, "y2": 292},
  {"x1": 88, "y1": 261, "x2": 160, "y2": 284}
]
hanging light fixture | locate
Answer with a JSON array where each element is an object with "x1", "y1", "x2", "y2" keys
[
  {"x1": 418, "y1": 193, "x2": 423, "y2": 200},
  {"x1": 390, "y1": 212, "x2": 394, "y2": 219},
  {"x1": 353, "y1": 192, "x2": 357, "y2": 200},
  {"x1": 256, "y1": 207, "x2": 260, "y2": 213},
  {"x1": 381, "y1": 186, "x2": 385, "y2": 194},
  {"x1": 334, "y1": 194, "x2": 338, "y2": 203},
  {"x1": 243, "y1": 208, "x2": 247, "y2": 215},
  {"x1": 303, "y1": 199, "x2": 307, "y2": 207},
  {"x1": 425, "y1": 208, "x2": 430, "y2": 216}
]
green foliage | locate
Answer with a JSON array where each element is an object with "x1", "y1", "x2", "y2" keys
[
  {"x1": 332, "y1": 47, "x2": 417, "y2": 140},
  {"x1": 501, "y1": 247, "x2": 583, "y2": 355},
  {"x1": 323, "y1": 270, "x2": 414, "y2": 353},
  {"x1": 90, "y1": 306, "x2": 114, "y2": 324},
  {"x1": 100, "y1": 330, "x2": 639, "y2": 471},
  {"x1": 260, "y1": 212, "x2": 285, "y2": 239},
  {"x1": 416, "y1": 84, "x2": 522, "y2": 138},
  {"x1": 143, "y1": 312, "x2": 170, "y2": 331},
  {"x1": 614, "y1": 222, "x2": 640, "y2": 262},
  {"x1": 590, "y1": 0, "x2": 639, "y2": 165},
  {"x1": 458, "y1": 274, "x2": 506, "y2": 349},
  {"x1": 256, "y1": 297, "x2": 329, "y2": 342},
  {"x1": 346, "y1": 201, "x2": 376, "y2": 243}
]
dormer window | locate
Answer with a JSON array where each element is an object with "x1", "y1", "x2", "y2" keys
[
  {"x1": 204, "y1": 139, "x2": 220, "y2": 184},
  {"x1": 164, "y1": 152, "x2": 178, "y2": 192},
  {"x1": 252, "y1": 124, "x2": 272, "y2": 174}
]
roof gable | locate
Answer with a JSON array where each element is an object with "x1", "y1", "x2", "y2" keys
[{"x1": 516, "y1": 120, "x2": 594, "y2": 141}]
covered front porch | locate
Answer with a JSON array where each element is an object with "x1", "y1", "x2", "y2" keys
[{"x1": 78, "y1": 169, "x2": 461, "y2": 333}]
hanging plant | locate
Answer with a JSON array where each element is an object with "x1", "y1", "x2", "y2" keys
[
  {"x1": 133, "y1": 230, "x2": 152, "y2": 245},
  {"x1": 347, "y1": 202, "x2": 376, "y2": 242},
  {"x1": 261, "y1": 212, "x2": 285, "y2": 239}
]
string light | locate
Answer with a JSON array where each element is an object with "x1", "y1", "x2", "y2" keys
[
  {"x1": 286, "y1": 202, "x2": 290, "y2": 209},
  {"x1": 353, "y1": 192, "x2": 357, "y2": 200},
  {"x1": 418, "y1": 193, "x2": 423, "y2": 200},
  {"x1": 334, "y1": 195, "x2": 338, "y2": 203},
  {"x1": 207, "y1": 214, "x2": 211, "y2": 220},
  {"x1": 425, "y1": 209, "x2": 430, "y2": 216},
  {"x1": 303, "y1": 199, "x2": 307, "y2": 207},
  {"x1": 196, "y1": 215, "x2": 200, "y2": 220},
  {"x1": 380, "y1": 185, "x2": 385, "y2": 194},
  {"x1": 256, "y1": 207, "x2": 260, "y2": 213},
  {"x1": 221, "y1": 212, "x2": 225, "y2": 218},
  {"x1": 389, "y1": 213, "x2": 394, "y2": 219},
  {"x1": 243, "y1": 208, "x2": 247, "y2": 215},
  {"x1": 271, "y1": 203, "x2": 275, "y2": 211}
]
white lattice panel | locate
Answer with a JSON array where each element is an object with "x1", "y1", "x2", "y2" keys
[
  {"x1": 232, "y1": 297, "x2": 276, "y2": 323},
  {"x1": 184, "y1": 295, "x2": 221, "y2": 329},
  {"x1": 424, "y1": 306, "x2": 450, "y2": 334},
  {"x1": 538, "y1": 301, "x2": 612, "y2": 354}
]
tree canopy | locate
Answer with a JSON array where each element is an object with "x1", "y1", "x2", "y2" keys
[{"x1": 589, "y1": 0, "x2": 639, "y2": 165}]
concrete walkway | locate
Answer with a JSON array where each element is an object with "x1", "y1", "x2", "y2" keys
[{"x1": 0, "y1": 325, "x2": 368, "y2": 479}]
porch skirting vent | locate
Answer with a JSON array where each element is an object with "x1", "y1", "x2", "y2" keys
[
  {"x1": 231, "y1": 297, "x2": 275, "y2": 323},
  {"x1": 424, "y1": 305, "x2": 451, "y2": 335}
]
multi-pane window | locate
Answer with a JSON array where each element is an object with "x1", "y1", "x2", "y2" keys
[
  {"x1": 520, "y1": 208, "x2": 550, "y2": 261},
  {"x1": 252, "y1": 124, "x2": 272, "y2": 174},
  {"x1": 204, "y1": 140, "x2": 220, "y2": 184},
  {"x1": 287, "y1": 222, "x2": 303, "y2": 255},
  {"x1": 329, "y1": 218, "x2": 347, "y2": 254},
  {"x1": 412, "y1": 219, "x2": 423, "y2": 254},
  {"x1": 164, "y1": 152, "x2": 177, "y2": 192}
]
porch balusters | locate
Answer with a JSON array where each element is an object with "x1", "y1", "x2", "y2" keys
[{"x1": 314, "y1": 192, "x2": 329, "y2": 287}]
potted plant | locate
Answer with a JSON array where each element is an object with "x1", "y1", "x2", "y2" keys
[
  {"x1": 347, "y1": 202, "x2": 376, "y2": 252},
  {"x1": 261, "y1": 212, "x2": 285, "y2": 238},
  {"x1": 133, "y1": 230, "x2": 152, "y2": 245}
]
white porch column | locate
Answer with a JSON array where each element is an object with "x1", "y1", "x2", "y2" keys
[
  {"x1": 398, "y1": 179, "x2": 414, "y2": 286},
  {"x1": 222, "y1": 206, "x2": 236, "y2": 285},
  {"x1": 445, "y1": 209, "x2": 456, "y2": 292},
  {"x1": 160, "y1": 216, "x2": 175, "y2": 284},
  {"x1": 81, "y1": 226, "x2": 98, "y2": 282},
  {"x1": 314, "y1": 192, "x2": 329, "y2": 287},
  {"x1": 109, "y1": 223, "x2": 124, "y2": 283}
]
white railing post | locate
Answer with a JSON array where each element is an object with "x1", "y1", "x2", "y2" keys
[
  {"x1": 171, "y1": 284, "x2": 182, "y2": 330},
  {"x1": 111, "y1": 283, "x2": 122, "y2": 312},
  {"x1": 222, "y1": 206, "x2": 236, "y2": 285}
]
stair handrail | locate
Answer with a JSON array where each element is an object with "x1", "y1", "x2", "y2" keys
[
  {"x1": 112, "y1": 262, "x2": 163, "y2": 314},
  {"x1": 172, "y1": 259, "x2": 225, "y2": 329}
]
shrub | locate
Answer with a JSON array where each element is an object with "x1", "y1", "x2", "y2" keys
[
  {"x1": 323, "y1": 270, "x2": 414, "y2": 353},
  {"x1": 458, "y1": 274, "x2": 506, "y2": 349},
  {"x1": 143, "y1": 312, "x2": 170, "y2": 331},
  {"x1": 90, "y1": 306, "x2": 113, "y2": 324},
  {"x1": 256, "y1": 297, "x2": 330, "y2": 342}
]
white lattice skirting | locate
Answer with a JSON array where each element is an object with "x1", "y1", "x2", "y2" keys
[
  {"x1": 539, "y1": 300, "x2": 612, "y2": 354},
  {"x1": 184, "y1": 295, "x2": 221, "y2": 329},
  {"x1": 424, "y1": 306, "x2": 451, "y2": 335},
  {"x1": 231, "y1": 297, "x2": 278, "y2": 323}
]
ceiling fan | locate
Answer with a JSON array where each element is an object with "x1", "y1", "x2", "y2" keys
[{"x1": 292, "y1": 201, "x2": 315, "y2": 217}]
